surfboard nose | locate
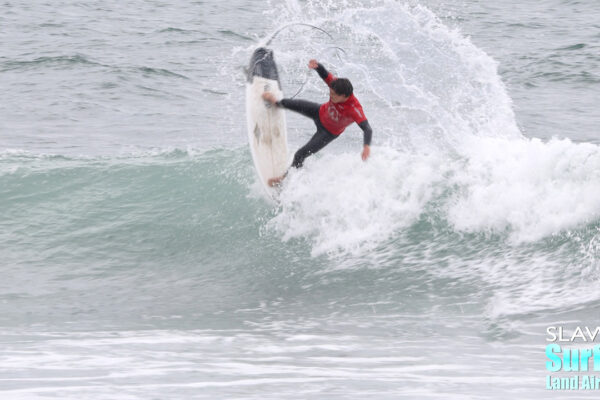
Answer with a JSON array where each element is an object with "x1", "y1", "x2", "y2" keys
[{"x1": 247, "y1": 47, "x2": 280, "y2": 83}]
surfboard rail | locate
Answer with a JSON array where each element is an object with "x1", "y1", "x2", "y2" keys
[{"x1": 245, "y1": 48, "x2": 289, "y2": 197}]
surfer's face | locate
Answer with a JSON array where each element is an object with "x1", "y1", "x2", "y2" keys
[{"x1": 329, "y1": 88, "x2": 349, "y2": 103}]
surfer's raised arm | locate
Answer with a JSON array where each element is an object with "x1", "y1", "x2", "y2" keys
[{"x1": 308, "y1": 59, "x2": 336, "y2": 86}]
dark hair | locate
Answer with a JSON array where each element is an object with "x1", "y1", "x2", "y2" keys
[{"x1": 330, "y1": 78, "x2": 353, "y2": 97}]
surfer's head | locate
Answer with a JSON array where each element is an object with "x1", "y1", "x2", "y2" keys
[{"x1": 329, "y1": 78, "x2": 353, "y2": 103}]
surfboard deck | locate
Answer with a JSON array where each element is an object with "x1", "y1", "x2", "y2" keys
[{"x1": 246, "y1": 48, "x2": 289, "y2": 197}]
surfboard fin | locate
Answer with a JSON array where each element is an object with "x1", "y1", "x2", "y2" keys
[{"x1": 254, "y1": 124, "x2": 261, "y2": 141}]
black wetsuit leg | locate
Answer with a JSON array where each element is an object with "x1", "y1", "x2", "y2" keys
[
  {"x1": 292, "y1": 128, "x2": 337, "y2": 168},
  {"x1": 278, "y1": 98, "x2": 338, "y2": 168},
  {"x1": 278, "y1": 99, "x2": 320, "y2": 120}
]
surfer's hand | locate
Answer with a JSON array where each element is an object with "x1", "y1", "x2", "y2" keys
[
  {"x1": 361, "y1": 145, "x2": 370, "y2": 161},
  {"x1": 308, "y1": 59, "x2": 318, "y2": 69},
  {"x1": 262, "y1": 92, "x2": 277, "y2": 105}
]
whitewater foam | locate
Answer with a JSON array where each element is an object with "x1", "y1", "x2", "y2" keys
[{"x1": 260, "y1": 1, "x2": 600, "y2": 256}]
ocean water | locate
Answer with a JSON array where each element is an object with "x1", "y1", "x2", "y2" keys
[{"x1": 1, "y1": 0, "x2": 599, "y2": 398}]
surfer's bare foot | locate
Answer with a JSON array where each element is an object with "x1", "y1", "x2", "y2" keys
[
  {"x1": 268, "y1": 176, "x2": 284, "y2": 187},
  {"x1": 262, "y1": 92, "x2": 277, "y2": 105}
]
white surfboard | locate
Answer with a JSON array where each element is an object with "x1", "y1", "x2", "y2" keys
[{"x1": 246, "y1": 48, "x2": 289, "y2": 196}]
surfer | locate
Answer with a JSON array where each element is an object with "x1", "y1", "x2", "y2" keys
[{"x1": 262, "y1": 59, "x2": 373, "y2": 187}]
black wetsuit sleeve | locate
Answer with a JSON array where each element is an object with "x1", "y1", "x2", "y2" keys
[
  {"x1": 358, "y1": 120, "x2": 373, "y2": 146},
  {"x1": 315, "y1": 63, "x2": 330, "y2": 81}
]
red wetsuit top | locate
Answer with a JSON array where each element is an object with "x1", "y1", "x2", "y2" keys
[{"x1": 316, "y1": 64, "x2": 368, "y2": 136}]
